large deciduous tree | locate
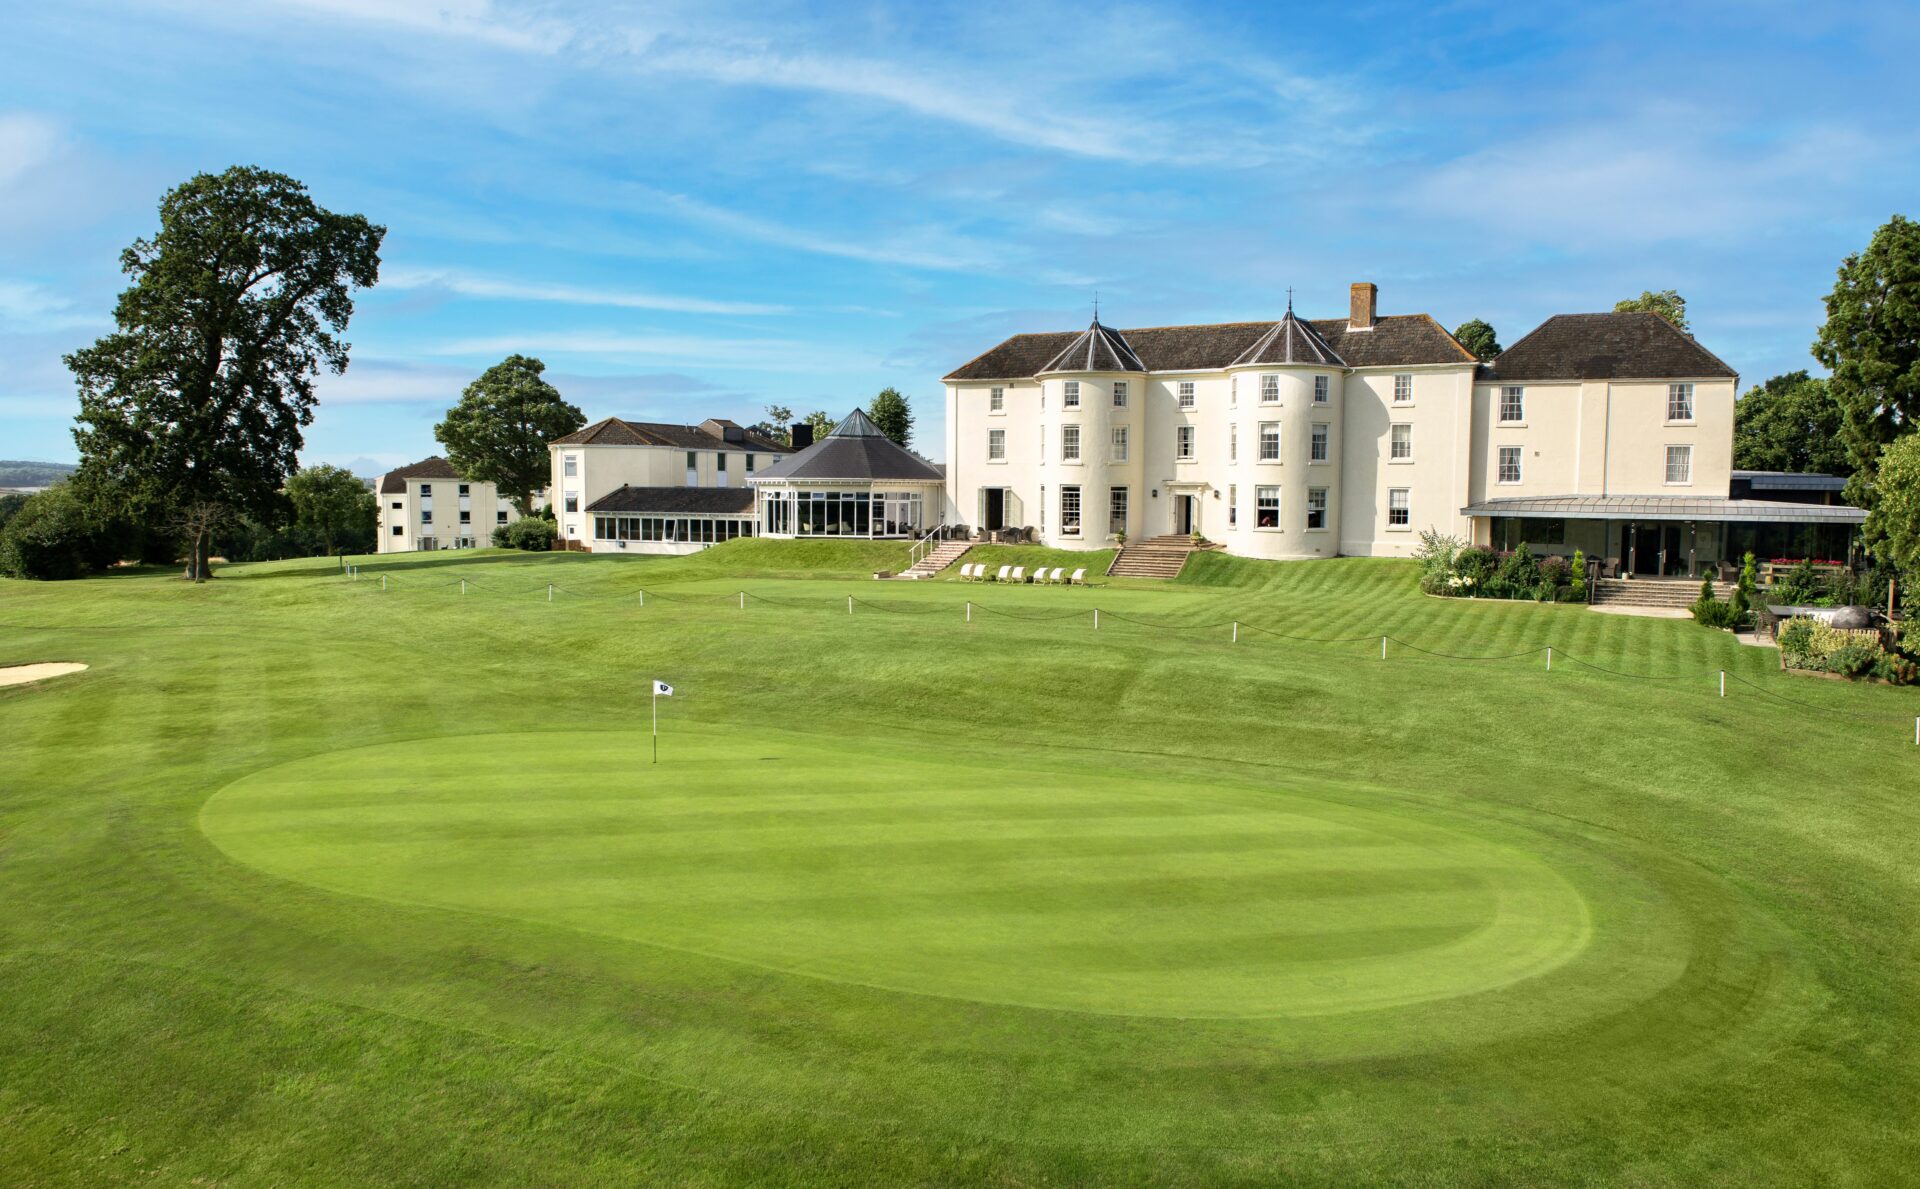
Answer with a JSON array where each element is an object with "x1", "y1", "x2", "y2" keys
[
  {"x1": 1866, "y1": 433, "x2": 1920, "y2": 590},
  {"x1": 801, "y1": 410, "x2": 836, "y2": 441},
  {"x1": 1812, "y1": 214, "x2": 1920, "y2": 510},
  {"x1": 434, "y1": 355, "x2": 585, "y2": 514},
  {"x1": 1613, "y1": 289, "x2": 1689, "y2": 331},
  {"x1": 67, "y1": 166, "x2": 383, "y2": 581},
  {"x1": 749, "y1": 404, "x2": 795, "y2": 446},
  {"x1": 286, "y1": 464, "x2": 375, "y2": 556},
  {"x1": 1452, "y1": 319, "x2": 1501, "y2": 361},
  {"x1": 866, "y1": 387, "x2": 914, "y2": 447},
  {"x1": 1732, "y1": 371, "x2": 1852, "y2": 476}
]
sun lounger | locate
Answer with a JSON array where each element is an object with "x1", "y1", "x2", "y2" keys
[
  {"x1": 962, "y1": 563, "x2": 981, "y2": 580},
  {"x1": 995, "y1": 565, "x2": 1011, "y2": 583},
  {"x1": 1048, "y1": 567, "x2": 1065, "y2": 584},
  {"x1": 1069, "y1": 568, "x2": 1086, "y2": 585},
  {"x1": 1009, "y1": 566, "x2": 1025, "y2": 583}
]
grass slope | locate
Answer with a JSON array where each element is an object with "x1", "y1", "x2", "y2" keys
[{"x1": 3, "y1": 545, "x2": 1917, "y2": 1185}]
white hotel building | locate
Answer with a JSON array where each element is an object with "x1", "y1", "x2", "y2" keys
[{"x1": 941, "y1": 284, "x2": 1862, "y2": 575}]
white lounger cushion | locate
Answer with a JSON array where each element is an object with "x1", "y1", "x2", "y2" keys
[
  {"x1": 1069, "y1": 568, "x2": 1086, "y2": 584},
  {"x1": 995, "y1": 566, "x2": 1011, "y2": 581},
  {"x1": 1049, "y1": 568, "x2": 1065, "y2": 583},
  {"x1": 1010, "y1": 567, "x2": 1024, "y2": 582}
]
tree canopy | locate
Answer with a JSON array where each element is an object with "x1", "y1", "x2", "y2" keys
[
  {"x1": 1452, "y1": 319, "x2": 1501, "y2": 361},
  {"x1": 435, "y1": 355, "x2": 585, "y2": 514},
  {"x1": 800, "y1": 410, "x2": 836, "y2": 441},
  {"x1": 749, "y1": 404, "x2": 795, "y2": 446},
  {"x1": 67, "y1": 166, "x2": 384, "y2": 580},
  {"x1": 1732, "y1": 371, "x2": 1852, "y2": 476},
  {"x1": 1812, "y1": 214, "x2": 1920, "y2": 509},
  {"x1": 1613, "y1": 289, "x2": 1689, "y2": 331},
  {"x1": 866, "y1": 388, "x2": 914, "y2": 447},
  {"x1": 1866, "y1": 433, "x2": 1920, "y2": 590},
  {"x1": 286, "y1": 464, "x2": 376, "y2": 556}
]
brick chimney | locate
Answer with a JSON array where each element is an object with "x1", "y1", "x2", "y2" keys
[{"x1": 1349, "y1": 282, "x2": 1377, "y2": 331}]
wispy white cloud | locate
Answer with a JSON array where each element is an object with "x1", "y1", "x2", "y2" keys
[
  {"x1": 380, "y1": 266, "x2": 788, "y2": 315},
  {"x1": 0, "y1": 278, "x2": 103, "y2": 332},
  {"x1": 0, "y1": 112, "x2": 63, "y2": 188},
  {"x1": 250, "y1": 0, "x2": 573, "y2": 53},
  {"x1": 421, "y1": 330, "x2": 857, "y2": 372}
]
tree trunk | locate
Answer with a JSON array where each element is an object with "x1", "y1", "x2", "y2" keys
[{"x1": 191, "y1": 531, "x2": 211, "y2": 582}]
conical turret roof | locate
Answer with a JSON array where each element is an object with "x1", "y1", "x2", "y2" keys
[
  {"x1": 1038, "y1": 316, "x2": 1146, "y2": 374},
  {"x1": 1230, "y1": 308, "x2": 1346, "y2": 367}
]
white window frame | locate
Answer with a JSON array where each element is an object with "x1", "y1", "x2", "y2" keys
[
  {"x1": 1177, "y1": 381, "x2": 1195, "y2": 409},
  {"x1": 1499, "y1": 386, "x2": 1525, "y2": 424},
  {"x1": 563, "y1": 455, "x2": 578, "y2": 477},
  {"x1": 1310, "y1": 422, "x2": 1329, "y2": 464},
  {"x1": 987, "y1": 428, "x2": 1006, "y2": 461},
  {"x1": 1061, "y1": 424, "x2": 1081, "y2": 462},
  {"x1": 1258, "y1": 421, "x2": 1281, "y2": 462},
  {"x1": 1255, "y1": 486, "x2": 1281, "y2": 530},
  {"x1": 1313, "y1": 375, "x2": 1329, "y2": 404},
  {"x1": 1176, "y1": 425, "x2": 1195, "y2": 460},
  {"x1": 1390, "y1": 422, "x2": 1413, "y2": 462},
  {"x1": 1387, "y1": 488, "x2": 1410, "y2": 529},
  {"x1": 989, "y1": 386, "x2": 1004, "y2": 413},
  {"x1": 1060, "y1": 484, "x2": 1082, "y2": 536},
  {"x1": 1110, "y1": 425, "x2": 1128, "y2": 463},
  {"x1": 1497, "y1": 445, "x2": 1522, "y2": 485},
  {"x1": 1063, "y1": 380, "x2": 1080, "y2": 408},
  {"x1": 1393, "y1": 374, "x2": 1413, "y2": 403},
  {"x1": 1666, "y1": 444, "x2": 1693, "y2": 486},
  {"x1": 1112, "y1": 381, "x2": 1128, "y2": 408},
  {"x1": 1261, "y1": 374, "x2": 1280, "y2": 403},
  {"x1": 1108, "y1": 486, "x2": 1128, "y2": 536},
  {"x1": 1228, "y1": 483, "x2": 1238, "y2": 529},
  {"x1": 1229, "y1": 422, "x2": 1238, "y2": 463},
  {"x1": 1667, "y1": 383, "x2": 1694, "y2": 423},
  {"x1": 1306, "y1": 487, "x2": 1328, "y2": 530}
]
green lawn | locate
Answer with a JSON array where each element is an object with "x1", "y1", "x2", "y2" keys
[{"x1": 3, "y1": 543, "x2": 1916, "y2": 1185}]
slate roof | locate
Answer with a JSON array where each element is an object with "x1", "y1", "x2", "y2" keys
[
  {"x1": 1460, "y1": 494, "x2": 1864, "y2": 525},
  {"x1": 551, "y1": 417, "x2": 789, "y2": 452},
  {"x1": 1037, "y1": 318, "x2": 1147, "y2": 374},
  {"x1": 945, "y1": 314, "x2": 1473, "y2": 380},
  {"x1": 1230, "y1": 309, "x2": 1346, "y2": 367},
  {"x1": 749, "y1": 409, "x2": 945, "y2": 483},
  {"x1": 378, "y1": 456, "x2": 463, "y2": 494},
  {"x1": 584, "y1": 485, "x2": 756, "y2": 515},
  {"x1": 1485, "y1": 313, "x2": 1736, "y2": 382}
]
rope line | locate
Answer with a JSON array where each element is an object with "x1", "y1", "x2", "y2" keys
[{"x1": 328, "y1": 573, "x2": 1919, "y2": 724}]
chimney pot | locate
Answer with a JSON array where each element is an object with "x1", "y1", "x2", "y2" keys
[
  {"x1": 1349, "y1": 282, "x2": 1377, "y2": 330},
  {"x1": 790, "y1": 423, "x2": 815, "y2": 451}
]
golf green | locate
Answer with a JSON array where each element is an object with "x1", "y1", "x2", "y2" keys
[{"x1": 202, "y1": 728, "x2": 1688, "y2": 1027}]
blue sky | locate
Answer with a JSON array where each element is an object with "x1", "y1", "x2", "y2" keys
[{"x1": 2, "y1": 0, "x2": 1916, "y2": 473}]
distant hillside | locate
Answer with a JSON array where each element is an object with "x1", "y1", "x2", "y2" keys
[{"x1": 0, "y1": 460, "x2": 78, "y2": 489}]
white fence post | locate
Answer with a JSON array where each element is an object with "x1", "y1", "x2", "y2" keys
[
  {"x1": 1546, "y1": 646, "x2": 1552, "y2": 672},
  {"x1": 1719, "y1": 670, "x2": 1726, "y2": 698},
  {"x1": 380, "y1": 574, "x2": 386, "y2": 592},
  {"x1": 547, "y1": 583, "x2": 553, "y2": 603},
  {"x1": 739, "y1": 591, "x2": 745, "y2": 610},
  {"x1": 1380, "y1": 635, "x2": 1386, "y2": 660},
  {"x1": 1232, "y1": 620, "x2": 1238, "y2": 643},
  {"x1": 461, "y1": 579, "x2": 467, "y2": 595},
  {"x1": 638, "y1": 589, "x2": 645, "y2": 606},
  {"x1": 1093, "y1": 608, "x2": 1099, "y2": 631},
  {"x1": 966, "y1": 601, "x2": 971, "y2": 623},
  {"x1": 848, "y1": 594, "x2": 854, "y2": 615}
]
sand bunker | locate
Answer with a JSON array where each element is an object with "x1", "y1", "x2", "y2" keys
[{"x1": 0, "y1": 663, "x2": 88, "y2": 688}]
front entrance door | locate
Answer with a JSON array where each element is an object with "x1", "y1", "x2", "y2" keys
[
  {"x1": 1177, "y1": 495, "x2": 1195, "y2": 535},
  {"x1": 1626, "y1": 523, "x2": 1674, "y2": 576},
  {"x1": 982, "y1": 488, "x2": 1005, "y2": 531}
]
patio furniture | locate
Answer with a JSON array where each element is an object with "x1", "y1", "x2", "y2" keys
[
  {"x1": 1047, "y1": 567, "x2": 1065, "y2": 584},
  {"x1": 1069, "y1": 568, "x2": 1086, "y2": 585},
  {"x1": 1009, "y1": 566, "x2": 1025, "y2": 583},
  {"x1": 994, "y1": 565, "x2": 1011, "y2": 582}
]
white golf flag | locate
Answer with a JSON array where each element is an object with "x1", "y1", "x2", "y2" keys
[{"x1": 652, "y1": 680, "x2": 674, "y2": 696}]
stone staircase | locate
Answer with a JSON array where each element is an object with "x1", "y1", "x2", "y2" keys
[
  {"x1": 902, "y1": 539, "x2": 971, "y2": 578},
  {"x1": 1107, "y1": 535, "x2": 1197, "y2": 580},
  {"x1": 1590, "y1": 577, "x2": 1733, "y2": 611}
]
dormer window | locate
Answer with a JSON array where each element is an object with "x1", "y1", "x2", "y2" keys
[{"x1": 1063, "y1": 381, "x2": 1080, "y2": 408}]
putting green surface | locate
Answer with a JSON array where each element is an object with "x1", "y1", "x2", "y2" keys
[{"x1": 201, "y1": 729, "x2": 1693, "y2": 1030}]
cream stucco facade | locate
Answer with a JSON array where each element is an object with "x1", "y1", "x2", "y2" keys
[
  {"x1": 941, "y1": 291, "x2": 1757, "y2": 566},
  {"x1": 547, "y1": 416, "x2": 789, "y2": 555},
  {"x1": 374, "y1": 458, "x2": 521, "y2": 553}
]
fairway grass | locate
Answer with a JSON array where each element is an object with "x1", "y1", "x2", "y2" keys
[{"x1": 4, "y1": 545, "x2": 1917, "y2": 1184}]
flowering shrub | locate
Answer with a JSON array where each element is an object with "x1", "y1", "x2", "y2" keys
[
  {"x1": 1420, "y1": 539, "x2": 1578, "y2": 603},
  {"x1": 1778, "y1": 616, "x2": 1907, "y2": 682}
]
